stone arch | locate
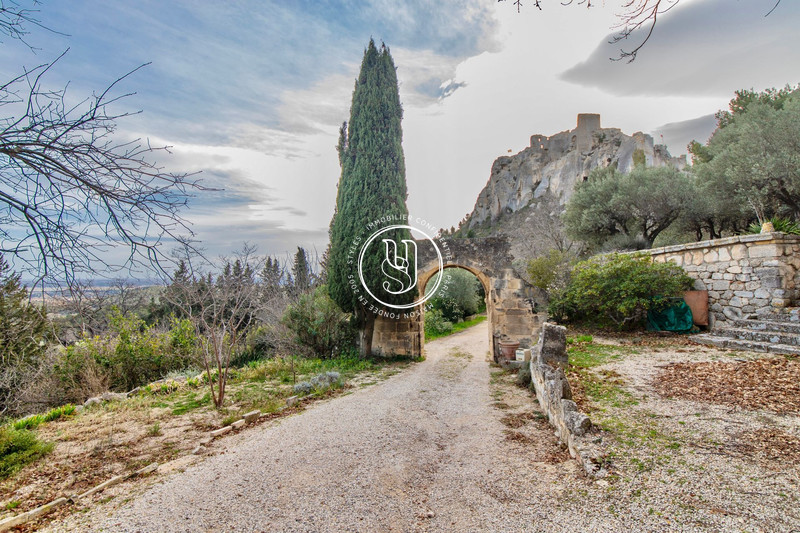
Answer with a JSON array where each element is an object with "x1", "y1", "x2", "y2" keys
[{"x1": 370, "y1": 237, "x2": 543, "y2": 361}]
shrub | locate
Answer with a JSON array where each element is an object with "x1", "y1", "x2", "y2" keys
[
  {"x1": 549, "y1": 253, "x2": 694, "y2": 330},
  {"x1": 283, "y1": 285, "x2": 356, "y2": 358},
  {"x1": 424, "y1": 309, "x2": 453, "y2": 337},
  {"x1": 0, "y1": 427, "x2": 53, "y2": 479},
  {"x1": 53, "y1": 311, "x2": 200, "y2": 399},
  {"x1": 526, "y1": 249, "x2": 574, "y2": 295},
  {"x1": 293, "y1": 381, "x2": 313, "y2": 395}
]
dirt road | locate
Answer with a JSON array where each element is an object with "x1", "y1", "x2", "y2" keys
[{"x1": 81, "y1": 322, "x2": 585, "y2": 532}]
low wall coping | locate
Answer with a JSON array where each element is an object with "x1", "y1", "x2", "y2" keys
[{"x1": 644, "y1": 232, "x2": 800, "y2": 256}]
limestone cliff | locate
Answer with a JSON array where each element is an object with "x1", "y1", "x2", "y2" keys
[{"x1": 466, "y1": 114, "x2": 687, "y2": 232}]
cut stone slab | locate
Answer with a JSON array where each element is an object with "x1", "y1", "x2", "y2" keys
[
  {"x1": 76, "y1": 474, "x2": 125, "y2": 500},
  {"x1": 242, "y1": 410, "x2": 261, "y2": 424},
  {"x1": 231, "y1": 419, "x2": 246, "y2": 430},
  {"x1": 210, "y1": 426, "x2": 232, "y2": 438},
  {"x1": 286, "y1": 395, "x2": 300, "y2": 407}
]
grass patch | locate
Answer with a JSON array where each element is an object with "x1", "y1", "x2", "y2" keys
[
  {"x1": 0, "y1": 428, "x2": 53, "y2": 479},
  {"x1": 170, "y1": 392, "x2": 210, "y2": 416},
  {"x1": 425, "y1": 314, "x2": 487, "y2": 342},
  {"x1": 566, "y1": 337, "x2": 637, "y2": 369},
  {"x1": 9, "y1": 404, "x2": 77, "y2": 431}
]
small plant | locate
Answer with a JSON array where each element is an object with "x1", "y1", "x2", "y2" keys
[
  {"x1": 221, "y1": 413, "x2": 240, "y2": 427},
  {"x1": 292, "y1": 381, "x2": 313, "y2": 395},
  {"x1": 747, "y1": 216, "x2": 800, "y2": 235},
  {"x1": 0, "y1": 428, "x2": 53, "y2": 479},
  {"x1": 4, "y1": 500, "x2": 20, "y2": 511},
  {"x1": 186, "y1": 377, "x2": 200, "y2": 388},
  {"x1": 147, "y1": 421, "x2": 161, "y2": 437}
]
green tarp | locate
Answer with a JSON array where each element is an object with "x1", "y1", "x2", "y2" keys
[{"x1": 647, "y1": 300, "x2": 694, "y2": 332}]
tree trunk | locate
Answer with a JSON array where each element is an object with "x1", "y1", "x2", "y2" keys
[{"x1": 359, "y1": 311, "x2": 376, "y2": 358}]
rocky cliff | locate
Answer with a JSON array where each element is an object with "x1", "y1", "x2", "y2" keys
[{"x1": 466, "y1": 114, "x2": 687, "y2": 232}]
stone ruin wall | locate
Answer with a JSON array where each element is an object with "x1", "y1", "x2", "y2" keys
[
  {"x1": 528, "y1": 323, "x2": 604, "y2": 477},
  {"x1": 647, "y1": 232, "x2": 800, "y2": 325},
  {"x1": 370, "y1": 237, "x2": 543, "y2": 360}
]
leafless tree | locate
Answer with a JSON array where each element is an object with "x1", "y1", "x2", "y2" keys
[
  {"x1": 167, "y1": 245, "x2": 264, "y2": 408},
  {"x1": 501, "y1": 0, "x2": 783, "y2": 62},
  {"x1": 0, "y1": 2, "x2": 204, "y2": 289}
]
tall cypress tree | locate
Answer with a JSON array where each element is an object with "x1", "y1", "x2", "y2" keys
[{"x1": 328, "y1": 40, "x2": 412, "y2": 356}]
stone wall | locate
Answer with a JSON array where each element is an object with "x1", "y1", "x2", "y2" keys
[
  {"x1": 647, "y1": 232, "x2": 800, "y2": 324},
  {"x1": 371, "y1": 236, "x2": 541, "y2": 360},
  {"x1": 528, "y1": 323, "x2": 604, "y2": 477},
  {"x1": 372, "y1": 314, "x2": 422, "y2": 356}
]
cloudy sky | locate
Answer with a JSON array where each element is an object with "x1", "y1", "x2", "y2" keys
[{"x1": 3, "y1": 0, "x2": 798, "y2": 271}]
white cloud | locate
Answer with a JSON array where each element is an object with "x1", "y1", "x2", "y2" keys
[{"x1": 561, "y1": 0, "x2": 800, "y2": 97}]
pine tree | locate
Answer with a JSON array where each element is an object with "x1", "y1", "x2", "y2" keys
[
  {"x1": 328, "y1": 40, "x2": 412, "y2": 356},
  {"x1": 292, "y1": 247, "x2": 312, "y2": 294},
  {"x1": 0, "y1": 254, "x2": 49, "y2": 414}
]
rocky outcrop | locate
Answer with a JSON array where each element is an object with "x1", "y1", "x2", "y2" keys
[{"x1": 467, "y1": 114, "x2": 686, "y2": 229}]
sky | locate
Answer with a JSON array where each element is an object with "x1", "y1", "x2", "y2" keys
[{"x1": 2, "y1": 0, "x2": 798, "y2": 276}]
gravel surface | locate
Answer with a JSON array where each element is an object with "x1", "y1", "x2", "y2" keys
[
  {"x1": 45, "y1": 324, "x2": 800, "y2": 532},
  {"x1": 70, "y1": 323, "x2": 582, "y2": 532}
]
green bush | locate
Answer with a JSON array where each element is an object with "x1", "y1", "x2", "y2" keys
[
  {"x1": 54, "y1": 311, "x2": 200, "y2": 397},
  {"x1": 549, "y1": 253, "x2": 694, "y2": 330},
  {"x1": 424, "y1": 308, "x2": 453, "y2": 337},
  {"x1": 283, "y1": 285, "x2": 356, "y2": 358},
  {"x1": 0, "y1": 427, "x2": 53, "y2": 479}
]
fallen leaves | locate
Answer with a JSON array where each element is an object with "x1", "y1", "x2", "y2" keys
[
  {"x1": 731, "y1": 428, "x2": 800, "y2": 465},
  {"x1": 654, "y1": 357, "x2": 800, "y2": 414}
]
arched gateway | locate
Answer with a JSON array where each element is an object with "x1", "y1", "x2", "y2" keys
[{"x1": 370, "y1": 236, "x2": 544, "y2": 361}]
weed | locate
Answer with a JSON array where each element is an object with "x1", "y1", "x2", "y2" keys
[
  {"x1": 147, "y1": 421, "x2": 161, "y2": 437},
  {"x1": 4, "y1": 500, "x2": 20, "y2": 511}
]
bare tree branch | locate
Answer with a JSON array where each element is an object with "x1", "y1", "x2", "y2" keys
[
  {"x1": 0, "y1": 54, "x2": 207, "y2": 289},
  {"x1": 500, "y1": 0, "x2": 783, "y2": 61}
]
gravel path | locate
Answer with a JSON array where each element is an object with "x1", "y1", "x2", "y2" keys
[{"x1": 85, "y1": 323, "x2": 584, "y2": 532}]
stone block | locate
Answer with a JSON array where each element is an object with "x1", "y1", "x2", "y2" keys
[
  {"x1": 749, "y1": 244, "x2": 779, "y2": 258},
  {"x1": 727, "y1": 265, "x2": 742, "y2": 274},
  {"x1": 243, "y1": 410, "x2": 261, "y2": 424},
  {"x1": 734, "y1": 291, "x2": 754, "y2": 298},
  {"x1": 210, "y1": 426, "x2": 232, "y2": 438},
  {"x1": 536, "y1": 323, "x2": 568, "y2": 370},
  {"x1": 730, "y1": 244, "x2": 747, "y2": 260},
  {"x1": 772, "y1": 298, "x2": 790, "y2": 308},
  {"x1": 704, "y1": 250, "x2": 719, "y2": 262},
  {"x1": 231, "y1": 419, "x2": 246, "y2": 430},
  {"x1": 712, "y1": 280, "x2": 729, "y2": 291},
  {"x1": 717, "y1": 247, "x2": 732, "y2": 261}
]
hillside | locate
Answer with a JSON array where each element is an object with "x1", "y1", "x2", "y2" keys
[{"x1": 460, "y1": 114, "x2": 687, "y2": 258}]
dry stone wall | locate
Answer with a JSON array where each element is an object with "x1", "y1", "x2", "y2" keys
[
  {"x1": 647, "y1": 232, "x2": 800, "y2": 324},
  {"x1": 528, "y1": 323, "x2": 604, "y2": 477}
]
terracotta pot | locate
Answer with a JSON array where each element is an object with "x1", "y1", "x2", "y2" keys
[{"x1": 499, "y1": 341, "x2": 520, "y2": 361}]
